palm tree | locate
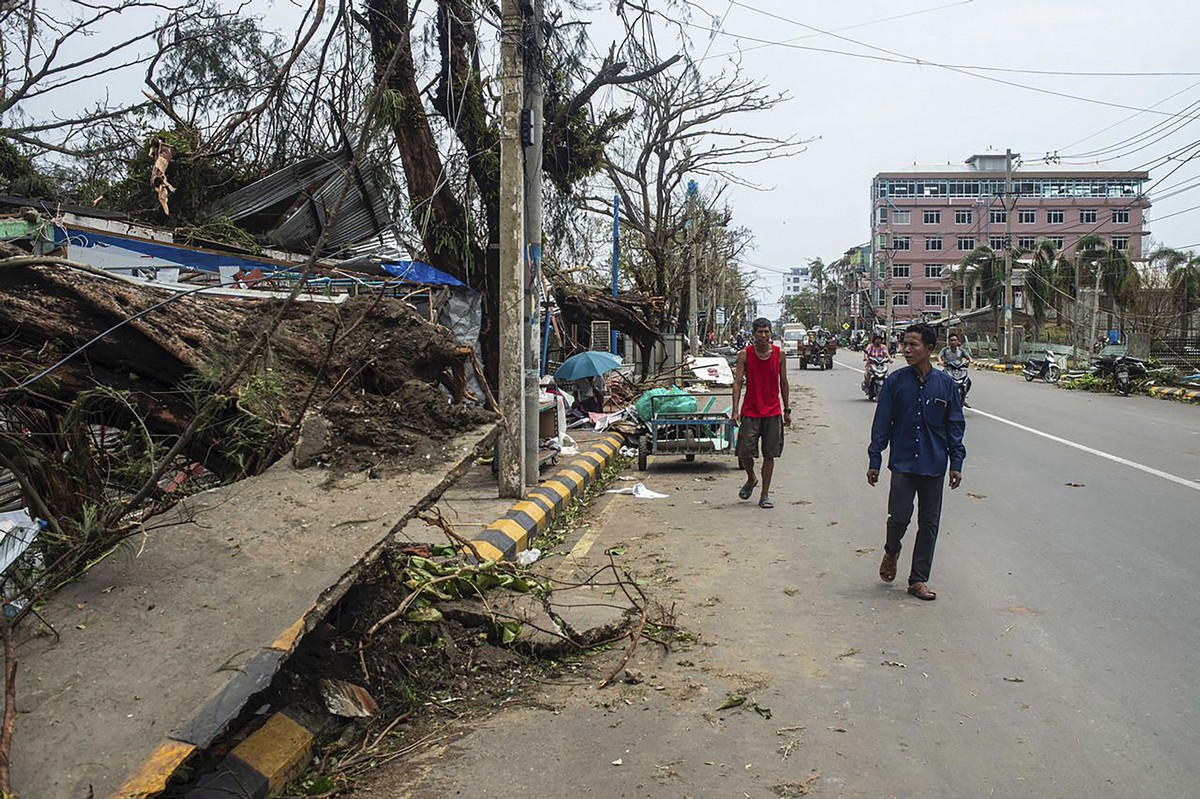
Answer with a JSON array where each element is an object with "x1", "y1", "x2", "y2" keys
[
  {"x1": 962, "y1": 245, "x2": 1009, "y2": 341},
  {"x1": 1073, "y1": 234, "x2": 1133, "y2": 348},
  {"x1": 1024, "y1": 239, "x2": 1059, "y2": 339},
  {"x1": 1158, "y1": 248, "x2": 1200, "y2": 334}
]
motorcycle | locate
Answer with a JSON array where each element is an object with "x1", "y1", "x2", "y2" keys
[
  {"x1": 863, "y1": 356, "x2": 889, "y2": 401},
  {"x1": 1089, "y1": 354, "x2": 1147, "y2": 396},
  {"x1": 944, "y1": 362, "x2": 971, "y2": 406},
  {"x1": 1024, "y1": 348, "x2": 1062, "y2": 384}
]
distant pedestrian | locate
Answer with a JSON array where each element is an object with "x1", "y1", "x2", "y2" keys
[
  {"x1": 867, "y1": 323, "x2": 966, "y2": 601},
  {"x1": 732, "y1": 318, "x2": 791, "y2": 509}
]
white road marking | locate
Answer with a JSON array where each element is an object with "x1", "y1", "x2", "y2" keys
[{"x1": 832, "y1": 360, "x2": 1200, "y2": 493}]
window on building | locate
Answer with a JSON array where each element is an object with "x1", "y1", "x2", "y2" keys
[
  {"x1": 925, "y1": 236, "x2": 942, "y2": 251},
  {"x1": 893, "y1": 210, "x2": 911, "y2": 225},
  {"x1": 876, "y1": 207, "x2": 888, "y2": 224},
  {"x1": 989, "y1": 236, "x2": 1007, "y2": 250},
  {"x1": 990, "y1": 209, "x2": 1007, "y2": 224},
  {"x1": 1112, "y1": 236, "x2": 1129, "y2": 251},
  {"x1": 957, "y1": 236, "x2": 976, "y2": 251},
  {"x1": 1049, "y1": 236, "x2": 1064, "y2": 249},
  {"x1": 1048, "y1": 210, "x2": 1064, "y2": 224},
  {"x1": 1019, "y1": 210, "x2": 1036, "y2": 224},
  {"x1": 924, "y1": 292, "x2": 944, "y2": 308},
  {"x1": 892, "y1": 236, "x2": 911, "y2": 250},
  {"x1": 924, "y1": 264, "x2": 943, "y2": 278},
  {"x1": 1080, "y1": 209, "x2": 1098, "y2": 223},
  {"x1": 955, "y1": 209, "x2": 973, "y2": 225},
  {"x1": 877, "y1": 289, "x2": 886, "y2": 307},
  {"x1": 1112, "y1": 209, "x2": 1130, "y2": 223},
  {"x1": 1017, "y1": 236, "x2": 1037, "y2": 250},
  {"x1": 893, "y1": 292, "x2": 910, "y2": 306},
  {"x1": 892, "y1": 264, "x2": 910, "y2": 278},
  {"x1": 974, "y1": 286, "x2": 987, "y2": 308},
  {"x1": 923, "y1": 210, "x2": 941, "y2": 224}
]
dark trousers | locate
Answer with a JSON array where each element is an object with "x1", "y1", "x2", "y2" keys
[{"x1": 884, "y1": 471, "x2": 945, "y2": 585}]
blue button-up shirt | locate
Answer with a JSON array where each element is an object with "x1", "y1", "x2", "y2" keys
[{"x1": 868, "y1": 365, "x2": 966, "y2": 476}]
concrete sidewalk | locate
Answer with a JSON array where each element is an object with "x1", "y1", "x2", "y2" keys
[{"x1": 9, "y1": 425, "x2": 498, "y2": 799}]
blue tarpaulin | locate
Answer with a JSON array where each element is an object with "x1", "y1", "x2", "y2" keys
[
  {"x1": 380, "y1": 260, "x2": 465, "y2": 287},
  {"x1": 63, "y1": 227, "x2": 284, "y2": 273}
]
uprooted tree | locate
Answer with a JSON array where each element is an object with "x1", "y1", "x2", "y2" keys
[
  {"x1": 0, "y1": 258, "x2": 494, "y2": 594},
  {"x1": 362, "y1": 0, "x2": 679, "y2": 387}
]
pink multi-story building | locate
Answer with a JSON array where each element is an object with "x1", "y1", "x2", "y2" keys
[{"x1": 870, "y1": 152, "x2": 1150, "y2": 320}]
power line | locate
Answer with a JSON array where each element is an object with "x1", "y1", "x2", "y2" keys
[
  {"x1": 654, "y1": 5, "x2": 1200, "y2": 120},
  {"x1": 1148, "y1": 201, "x2": 1200, "y2": 222},
  {"x1": 696, "y1": 0, "x2": 976, "y2": 63},
  {"x1": 1052, "y1": 80, "x2": 1200, "y2": 155},
  {"x1": 723, "y1": 0, "x2": 1200, "y2": 78}
]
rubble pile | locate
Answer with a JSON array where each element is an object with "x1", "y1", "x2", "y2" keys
[{"x1": 0, "y1": 259, "x2": 495, "y2": 527}]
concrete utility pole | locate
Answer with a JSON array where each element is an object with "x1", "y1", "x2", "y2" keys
[
  {"x1": 497, "y1": 0, "x2": 526, "y2": 498},
  {"x1": 1002, "y1": 148, "x2": 1015, "y2": 360},
  {"x1": 686, "y1": 181, "x2": 700, "y2": 354},
  {"x1": 522, "y1": 0, "x2": 543, "y2": 487}
]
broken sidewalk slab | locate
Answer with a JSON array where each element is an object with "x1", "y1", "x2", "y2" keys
[
  {"x1": 439, "y1": 585, "x2": 635, "y2": 656},
  {"x1": 463, "y1": 433, "x2": 625, "y2": 563},
  {"x1": 10, "y1": 424, "x2": 498, "y2": 799}
]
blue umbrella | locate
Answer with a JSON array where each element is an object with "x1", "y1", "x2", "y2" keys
[{"x1": 555, "y1": 350, "x2": 623, "y2": 382}]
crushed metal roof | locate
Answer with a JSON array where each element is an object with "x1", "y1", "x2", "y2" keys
[{"x1": 210, "y1": 151, "x2": 392, "y2": 255}]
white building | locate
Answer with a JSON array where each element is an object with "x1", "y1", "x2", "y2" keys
[{"x1": 781, "y1": 266, "x2": 809, "y2": 297}]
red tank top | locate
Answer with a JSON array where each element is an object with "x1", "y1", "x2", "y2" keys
[{"x1": 741, "y1": 344, "x2": 782, "y2": 418}]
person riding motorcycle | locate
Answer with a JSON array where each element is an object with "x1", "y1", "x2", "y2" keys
[
  {"x1": 939, "y1": 333, "x2": 972, "y2": 407},
  {"x1": 864, "y1": 334, "x2": 890, "y2": 363},
  {"x1": 863, "y1": 334, "x2": 891, "y2": 392}
]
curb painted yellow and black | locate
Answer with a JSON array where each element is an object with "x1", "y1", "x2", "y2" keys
[
  {"x1": 1148, "y1": 385, "x2": 1200, "y2": 403},
  {"x1": 112, "y1": 619, "x2": 312, "y2": 798},
  {"x1": 464, "y1": 432, "x2": 627, "y2": 562},
  {"x1": 184, "y1": 708, "x2": 322, "y2": 798},
  {"x1": 975, "y1": 361, "x2": 1023, "y2": 373},
  {"x1": 110, "y1": 431, "x2": 503, "y2": 798}
]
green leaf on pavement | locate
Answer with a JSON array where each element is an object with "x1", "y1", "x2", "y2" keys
[{"x1": 717, "y1": 693, "x2": 747, "y2": 711}]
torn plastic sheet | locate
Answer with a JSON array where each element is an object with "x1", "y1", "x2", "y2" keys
[
  {"x1": 605, "y1": 482, "x2": 668, "y2": 499},
  {"x1": 685, "y1": 355, "x2": 734, "y2": 386}
]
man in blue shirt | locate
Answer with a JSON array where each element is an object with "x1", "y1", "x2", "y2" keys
[{"x1": 867, "y1": 323, "x2": 966, "y2": 601}]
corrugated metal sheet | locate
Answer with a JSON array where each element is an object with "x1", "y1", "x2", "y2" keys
[
  {"x1": 213, "y1": 152, "x2": 347, "y2": 219},
  {"x1": 211, "y1": 152, "x2": 391, "y2": 254}
]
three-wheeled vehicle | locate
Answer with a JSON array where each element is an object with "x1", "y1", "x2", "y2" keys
[{"x1": 798, "y1": 331, "x2": 836, "y2": 370}]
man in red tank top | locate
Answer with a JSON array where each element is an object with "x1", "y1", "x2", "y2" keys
[{"x1": 732, "y1": 318, "x2": 791, "y2": 508}]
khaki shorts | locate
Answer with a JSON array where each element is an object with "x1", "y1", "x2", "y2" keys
[{"x1": 736, "y1": 415, "x2": 784, "y2": 459}]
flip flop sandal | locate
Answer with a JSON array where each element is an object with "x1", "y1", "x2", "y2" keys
[
  {"x1": 907, "y1": 582, "x2": 937, "y2": 601},
  {"x1": 758, "y1": 496, "x2": 774, "y2": 509},
  {"x1": 738, "y1": 480, "x2": 757, "y2": 500}
]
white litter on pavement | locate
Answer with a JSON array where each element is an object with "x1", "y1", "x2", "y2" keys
[{"x1": 605, "y1": 482, "x2": 669, "y2": 499}]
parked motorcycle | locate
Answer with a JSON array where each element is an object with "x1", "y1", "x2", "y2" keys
[
  {"x1": 1024, "y1": 348, "x2": 1061, "y2": 384},
  {"x1": 944, "y1": 363, "x2": 971, "y2": 406},
  {"x1": 1089, "y1": 354, "x2": 1148, "y2": 397},
  {"x1": 863, "y1": 356, "x2": 889, "y2": 401}
]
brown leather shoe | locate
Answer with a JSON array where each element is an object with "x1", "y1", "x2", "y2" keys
[
  {"x1": 907, "y1": 582, "x2": 937, "y2": 601},
  {"x1": 879, "y1": 551, "x2": 898, "y2": 583}
]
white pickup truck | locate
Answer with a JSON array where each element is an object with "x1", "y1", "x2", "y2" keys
[{"x1": 780, "y1": 324, "x2": 808, "y2": 357}]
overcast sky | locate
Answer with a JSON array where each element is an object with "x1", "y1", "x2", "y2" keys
[
  {"x1": 624, "y1": 0, "x2": 1200, "y2": 316},
  {"x1": 19, "y1": 0, "x2": 1200, "y2": 320}
]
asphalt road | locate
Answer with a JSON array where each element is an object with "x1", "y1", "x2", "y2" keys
[{"x1": 361, "y1": 358, "x2": 1200, "y2": 799}]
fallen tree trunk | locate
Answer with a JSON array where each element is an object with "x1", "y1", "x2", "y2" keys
[{"x1": 0, "y1": 259, "x2": 495, "y2": 558}]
